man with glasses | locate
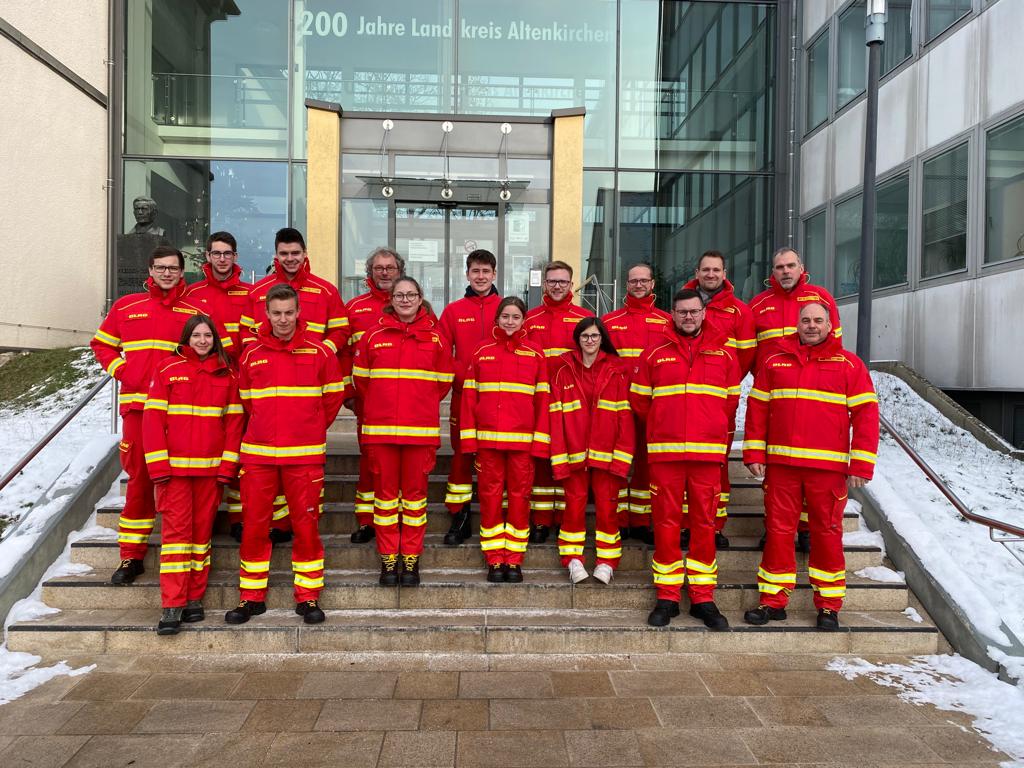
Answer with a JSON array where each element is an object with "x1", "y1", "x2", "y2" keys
[
  {"x1": 342, "y1": 247, "x2": 406, "y2": 543},
  {"x1": 184, "y1": 232, "x2": 252, "y2": 358},
  {"x1": 92, "y1": 245, "x2": 229, "y2": 585},
  {"x1": 629, "y1": 288, "x2": 740, "y2": 629},
  {"x1": 602, "y1": 263, "x2": 671, "y2": 545},
  {"x1": 524, "y1": 260, "x2": 593, "y2": 542}
]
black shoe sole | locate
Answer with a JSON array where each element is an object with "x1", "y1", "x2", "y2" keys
[
  {"x1": 505, "y1": 568, "x2": 524, "y2": 584},
  {"x1": 224, "y1": 604, "x2": 266, "y2": 625},
  {"x1": 302, "y1": 612, "x2": 326, "y2": 624},
  {"x1": 379, "y1": 576, "x2": 399, "y2": 586},
  {"x1": 181, "y1": 610, "x2": 205, "y2": 623},
  {"x1": 156, "y1": 623, "x2": 181, "y2": 635},
  {"x1": 743, "y1": 609, "x2": 787, "y2": 626},
  {"x1": 399, "y1": 578, "x2": 421, "y2": 587}
]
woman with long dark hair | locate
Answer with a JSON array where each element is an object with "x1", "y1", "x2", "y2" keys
[{"x1": 548, "y1": 317, "x2": 635, "y2": 584}]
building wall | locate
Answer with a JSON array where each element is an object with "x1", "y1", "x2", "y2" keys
[
  {"x1": 800, "y1": 0, "x2": 1024, "y2": 390},
  {"x1": 0, "y1": 3, "x2": 108, "y2": 349}
]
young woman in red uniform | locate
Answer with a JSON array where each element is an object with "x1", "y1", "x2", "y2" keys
[
  {"x1": 352, "y1": 277, "x2": 454, "y2": 586},
  {"x1": 549, "y1": 318, "x2": 635, "y2": 585},
  {"x1": 143, "y1": 314, "x2": 244, "y2": 635},
  {"x1": 459, "y1": 297, "x2": 551, "y2": 583}
]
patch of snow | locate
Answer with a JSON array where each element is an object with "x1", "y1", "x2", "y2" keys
[
  {"x1": 828, "y1": 654, "x2": 1024, "y2": 766},
  {"x1": 856, "y1": 565, "x2": 905, "y2": 583},
  {"x1": 842, "y1": 528, "x2": 886, "y2": 552},
  {"x1": 903, "y1": 607, "x2": 924, "y2": 623}
]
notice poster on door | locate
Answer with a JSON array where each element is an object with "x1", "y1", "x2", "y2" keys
[
  {"x1": 507, "y1": 212, "x2": 530, "y2": 243},
  {"x1": 408, "y1": 239, "x2": 440, "y2": 263}
]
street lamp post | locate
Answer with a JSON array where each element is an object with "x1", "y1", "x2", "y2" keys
[{"x1": 857, "y1": 0, "x2": 887, "y2": 362}]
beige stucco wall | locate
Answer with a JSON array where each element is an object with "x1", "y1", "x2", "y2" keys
[{"x1": 0, "y1": 4, "x2": 108, "y2": 349}]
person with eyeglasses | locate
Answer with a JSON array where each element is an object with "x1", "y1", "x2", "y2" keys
[
  {"x1": 601, "y1": 262, "x2": 672, "y2": 546},
  {"x1": 548, "y1": 318, "x2": 635, "y2": 585},
  {"x1": 342, "y1": 247, "x2": 407, "y2": 545},
  {"x1": 183, "y1": 231, "x2": 253, "y2": 358},
  {"x1": 352, "y1": 277, "x2": 454, "y2": 586},
  {"x1": 523, "y1": 260, "x2": 593, "y2": 543},
  {"x1": 629, "y1": 288, "x2": 741, "y2": 629},
  {"x1": 92, "y1": 245, "x2": 231, "y2": 586}
]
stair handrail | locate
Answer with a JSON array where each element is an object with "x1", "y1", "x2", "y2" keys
[
  {"x1": 880, "y1": 413, "x2": 1024, "y2": 564},
  {"x1": 0, "y1": 374, "x2": 111, "y2": 496}
]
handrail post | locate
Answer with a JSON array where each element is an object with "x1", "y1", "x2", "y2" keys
[{"x1": 110, "y1": 378, "x2": 119, "y2": 435}]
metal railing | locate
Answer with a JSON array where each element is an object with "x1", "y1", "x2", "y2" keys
[
  {"x1": 880, "y1": 413, "x2": 1024, "y2": 566},
  {"x1": 578, "y1": 274, "x2": 617, "y2": 316},
  {"x1": 0, "y1": 375, "x2": 111, "y2": 496}
]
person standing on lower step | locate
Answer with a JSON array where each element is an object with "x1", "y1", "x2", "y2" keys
[{"x1": 143, "y1": 315, "x2": 244, "y2": 635}]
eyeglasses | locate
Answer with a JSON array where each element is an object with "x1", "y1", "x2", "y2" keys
[
  {"x1": 207, "y1": 250, "x2": 235, "y2": 259},
  {"x1": 626, "y1": 278, "x2": 653, "y2": 286},
  {"x1": 579, "y1": 333, "x2": 602, "y2": 342},
  {"x1": 673, "y1": 308, "x2": 704, "y2": 317},
  {"x1": 545, "y1": 279, "x2": 571, "y2": 288},
  {"x1": 392, "y1": 292, "x2": 421, "y2": 302},
  {"x1": 373, "y1": 265, "x2": 399, "y2": 273},
  {"x1": 151, "y1": 265, "x2": 182, "y2": 274}
]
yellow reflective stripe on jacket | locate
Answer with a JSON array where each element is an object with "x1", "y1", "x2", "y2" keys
[
  {"x1": 756, "y1": 326, "x2": 796, "y2": 342},
  {"x1": 766, "y1": 445, "x2": 849, "y2": 463},
  {"x1": 850, "y1": 449, "x2": 877, "y2": 464},
  {"x1": 476, "y1": 381, "x2": 537, "y2": 395},
  {"x1": 119, "y1": 392, "x2": 148, "y2": 406},
  {"x1": 322, "y1": 382, "x2": 345, "y2": 394},
  {"x1": 144, "y1": 398, "x2": 169, "y2": 412},
  {"x1": 617, "y1": 348, "x2": 643, "y2": 358},
  {"x1": 93, "y1": 329, "x2": 120, "y2": 347},
  {"x1": 474, "y1": 430, "x2": 534, "y2": 444},
  {"x1": 544, "y1": 347, "x2": 572, "y2": 357},
  {"x1": 221, "y1": 451, "x2": 240, "y2": 463},
  {"x1": 240, "y1": 442, "x2": 327, "y2": 458},
  {"x1": 305, "y1": 321, "x2": 326, "y2": 333},
  {"x1": 749, "y1": 387, "x2": 770, "y2": 402},
  {"x1": 240, "y1": 386, "x2": 323, "y2": 399},
  {"x1": 144, "y1": 449, "x2": 169, "y2": 463},
  {"x1": 224, "y1": 404, "x2": 245, "y2": 415},
  {"x1": 597, "y1": 399, "x2": 630, "y2": 411},
  {"x1": 327, "y1": 316, "x2": 350, "y2": 329},
  {"x1": 847, "y1": 392, "x2": 879, "y2": 407},
  {"x1": 612, "y1": 449, "x2": 633, "y2": 464},
  {"x1": 629, "y1": 382, "x2": 653, "y2": 396},
  {"x1": 165, "y1": 404, "x2": 225, "y2": 417},
  {"x1": 651, "y1": 384, "x2": 728, "y2": 399},
  {"x1": 168, "y1": 456, "x2": 223, "y2": 469},
  {"x1": 729, "y1": 337, "x2": 757, "y2": 349},
  {"x1": 648, "y1": 441, "x2": 728, "y2": 454},
  {"x1": 533, "y1": 431, "x2": 551, "y2": 444},
  {"x1": 769, "y1": 388, "x2": 847, "y2": 406},
  {"x1": 559, "y1": 399, "x2": 582, "y2": 413},
  {"x1": 742, "y1": 439, "x2": 766, "y2": 451},
  {"x1": 361, "y1": 424, "x2": 441, "y2": 438},
  {"x1": 362, "y1": 368, "x2": 454, "y2": 383},
  {"x1": 106, "y1": 358, "x2": 126, "y2": 376},
  {"x1": 122, "y1": 339, "x2": 178, "y2": 353}
]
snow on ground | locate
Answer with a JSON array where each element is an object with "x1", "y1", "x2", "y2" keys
[
  {"x1": 856, "y1": 565, "x2": 905, "y2": 583},
  {"x1": 829, "y1": 654, "x2": 1024, "y2": 767}
]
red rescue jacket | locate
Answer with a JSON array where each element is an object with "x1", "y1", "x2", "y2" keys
[
  {"x1": 682, "y1": 278, "x2": 757, "y2": 376},
  {"x1": 629, "y1": 329, "x2": 741, "y2": 464},
  {"x1": 525, "y1": 293, "x2": 594, "y2": 373},
  {"x1": 142, "y1": 348, "x2": 244, "y2": 481},
  {"x1": 438, "y1": 286, "x2": 503, "y2": 391},
  {"x1": 601, "y1": 294, "x2": 672, "y2": 363},
  {"x1": 92, "y1": 279, "x2": 227, "y2": 414},
  {"x1": 458, "y1": 326, "x2": 550, "y2": 456},
  {"x1": 742, "y1": 335, "x2": 879, "y2": 479},
  {"x1": 749, "y1": 274, "x2": 842, "y2": 371},
  {"x1": 549, "y1": 351, "x2": 635, "y2": 480},
  {"x1": 237, "y1": 321, "x2": 345, "y2": 465},
  {"x1": 242, "y1": 259, "x2": 350, "y2": 354},
  {"x1": 183, "y1": 263, "x2": 253, "y2": 356},
  {"x1": 352, "y1": 308, "x2": 454, "y2": 446}
]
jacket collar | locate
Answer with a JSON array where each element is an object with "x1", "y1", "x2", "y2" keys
[
  {"x1": 562, "y1": 349, "x2": 619, "y2": 394},
  {"x1": 257, "y1": 319, "x2": 309, "y2": 351},
  {"x1": 176, "y1": 345, "x2": 230, "y2": 373},
  {"x1": 274, "y1": 258, "x2": 311, "y2": 287},
  {"x1": 382, "y1": 307, "x2": 437, "y2": 338},
  {"x1": 147, "y1": 277, "x2": 187, "y2": 306},
  {"x1": 542, "y1": 292, "x2": 576, "y2": 312},
  {"x1": 682, "y1": 278, "x2": 736, "y2": 305},
  {"x1": 491, "y1": 325, "x2": 528, "y2": 346},
  {"x1": 769, "y1": 272, "x2": 811, "y2": 295},
  {"x1": 201, "y1": 262, "x2": 242, "y2": 289},
  {"x1": 364, "y1": 278, "x2": 391, "y2": 303},
  {"x1": 465, "y1": 284, "x2": 500, "y2": 300},
  {"x1": 787, "y1": 332, "x2": 843, "y2": 362},
  {"x1": 623, "y1": 293, "x2": 657, "y2": 313}
]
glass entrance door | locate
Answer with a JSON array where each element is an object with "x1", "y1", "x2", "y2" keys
[{"x1": 395, "y1": 204, "x2": 499, "y2": 310}]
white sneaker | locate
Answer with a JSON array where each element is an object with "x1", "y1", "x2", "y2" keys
[
  {"x1": 567, "y1": 559, "x2": 589, "y2": 584},
  {"x1": 592, "y1": 563, "x2": 614, "y2": 584}
]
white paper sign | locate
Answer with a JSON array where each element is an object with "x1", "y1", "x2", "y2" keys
[
  {"x1": 529, "y1": 269, "x2": 542, "y2": 287},
  {"x1": 507, "y1": 212, "x2": 530, "y2": 243},
  {"x1": 408, "y1": 239, "x2": 439, "y2": 263}
]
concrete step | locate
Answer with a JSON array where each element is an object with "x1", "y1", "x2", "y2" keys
[
  {"x1": 71, "y1": 534, "x2": 884, "y2": 573},
  {"x1": 94, "y1": 504, "x2": 860, "y2": 537},
  {"x1": 39, "y1": 569, "x2": 910, "y2": 613},
  {"x1": 5, "y1": 607, "x2": 940, "y2": 657}
]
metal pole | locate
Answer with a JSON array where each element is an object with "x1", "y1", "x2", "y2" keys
[{"x1": 856, "y1": 7, "x2": 886, "y2": 362}]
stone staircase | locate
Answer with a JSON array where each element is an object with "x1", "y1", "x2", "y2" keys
[{"x1": 6, "y1": 434, "x2": 939, "y2": 657}]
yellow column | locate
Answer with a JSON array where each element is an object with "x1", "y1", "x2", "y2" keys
[
  {"x1": 305, "y1": 100, "x2": 342, "y2": 284},
  {"x1": 551, "y1": 108, "x2": 585, "y2": 301}
]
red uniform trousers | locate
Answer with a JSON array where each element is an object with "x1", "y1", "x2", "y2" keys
[
  {"x1": 757, "y1": 464, "x2": 848, "y2": 611},
  {"x1": 649, "y1": 461, "x2": 721, "y2": 604},
  {"x1": 618, "y1": 424, "x2": 652, "y2": 529},
  {"x1": 225, "y1": 480, "x2": 242, "y2": 527},
  {"x1": 369, "y1": 444, "x2": 437, "y2": 556},
  {"x1": 476, "y1": 448, "x2": 533, "y2": 565},
  {"x1": 238, "y1": 464, "x2": 325, "y2": 602},
  {"x1": 117, "y1": 411, "x2": 157, "y2": 560},
  {"x1": 445, "y1": 390, "x2": 475, "y2": 515},
  {"x1": 530, "y1": 459, "x2": 564, "y2": 527},
  {"x1": 560, "y1": 468, "x2": 624, "y2": 569},
  {"x1": 155, "y1": 477, "x2": 219, "y2": 607},
  {"x1": 682, "y1": 437, "x2": 732, "y2": 533}
]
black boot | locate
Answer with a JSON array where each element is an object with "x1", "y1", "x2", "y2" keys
[
  {"x1": 816, "y1": 608, "x2": 840, "y2": 631},
  {"x1": 647, "y1": 599, "x2": 680, "y2": 627},
  {"x1": 156, "y1": 607, "x2": 183, "y2": 635},
  {"x1": 229, "y1": 523, "x2": 243, "y2": 543},
  {"x1": 796, "y1": 531, "x2": 811, "y2": 553},
  {"x1": 296, "y1": 599, "x2": 326, "y2": 625},
  {"x1": 400, "y1": 554, "x2": 421, "y2": 586},
  {"x1": 269, "y1": 528, "x2": 292, "y2": 545},
  {"x1": 487, "y1": 564, "x2": 507, "y2": 583},
  {"x1": 679, "y1": 528, "x2": 690, "y2": 550},
  {"x1": 505, "y1": 564, "x2": 524, "y2": 583},
  {"x1": 743, "y1": 604, "x2": 787, "y2": 626},
  {"x1": 379, "y1": 554, "x2": 400, "y2": 586},
  {"x1": 689, "y1": 601, "x2": 729, "y2": 631},
  {"x1": 181, "y1": 600, "x2": 205, "y2": 623},
  {"x1": 224, "y1": 600, "x2": 266, "y2": 625},
  {"x1": 715, "y1": 531, "x2": 730, "y2": 549},
  {"x1": 529, "y1": 524, "x2": 550, "y2": 544},
  {"x1": 350, "y1": 524, "x2": 375, "y2": 544},
  {"x1": 111, "y1": 558, "x2": 145, "y2": 585},
  {"x1": 443, "y1": 507, "x2": 472, "y2": 545}
]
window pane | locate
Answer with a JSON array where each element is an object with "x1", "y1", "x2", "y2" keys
[
  {"x1": 581, "y1": 171, "x2": 615, "y2": 310},
  {"x1": 835, "y1": 194, "x2": 863, "y2": 298},
  {"x1": 340, "y1": 198, "x2": 390, "y2": 301},
  {"x1": 883, "y1": 0, "x2": 913, "y2": 75},
  {"x1": 876, "y1": 174, "x2": 909, "y2": 287},
  {"x1": 985, "y1": 115, "x2": 1024, "y2": 264},
  {"x1": 922, "y1": 143, "x2": 969, "y2": 278},
  {"x1": 803, "y1": 212, "x2": 827, "y2": 287},
  {"x1": 927, "y1": 0, "x2": 972, "y2": 42},
  {"x1": 806, "y1": 32, "x2": 830, "y2": 132},
  {"x1": 619, "y1": 1, "x2": 775, "y2": 171},
  {"x1": 837, "y1": 1, "x2": 866, "y2": 110},
  {"x1": 126, "y1": 1, "x2": 288, "y2": 158}
]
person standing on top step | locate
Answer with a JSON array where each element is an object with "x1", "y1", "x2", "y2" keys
[
  {"x1": 459, "y1": 297, "x2": 550, "y2": 583},
  {"x1": 679, "y1": 250, "x2": 756, "y2": 550},
  {"x1": 91, "y1": 245, "x2": 231, "y2": 586},
  {"x1": 742, "y1": 302, "x2": 878, "y2": 632},
  {"x1": 601, "y1": 262, "x2": 671, "y2": 545},
  {"x1": 226, "y1": 284, "x2": 345, "y2": 626},
  {"x1": 549, "y1": 318, "x2": 635, "y2": 585},
  {"x1": 143, "y1": 315, "x2": 244, "y2": 635},
  {"x1": 438, "y1": 249, "x2": 503, "y2": 547},
  {"x1": 342, "y1": 247, "x2": 406, "y2": 545},
  {"x1": 629, "y1": 289, "x2": 741, "y2": 629},
  {"x1": 352, "y1": 277, "x2": 454, "y2": 587},
  {"x1": 749, "y1": 247, "x2": 842, "y2": 554},
  {"x1": 183, "y1": 232, "x2": 253, "y2": 543},
  {"x1": 524, "y1": 260, "x2": 594, "y2": 543}
]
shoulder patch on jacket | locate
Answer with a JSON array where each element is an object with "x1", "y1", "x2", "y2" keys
[
  {"x1": 299, "y1": 286, "x2": 322, "y2": 294},
  {"x1": 514, "y1": 348, "x2": 537, "y2": 357},
  {"x1": 645, "y1": 317, "x2": 668, "y2": 324}
]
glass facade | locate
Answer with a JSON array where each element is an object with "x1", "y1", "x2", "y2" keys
[
  {"x1": 985, "y1": 114, "x2": 1024, "y2": 265},
  {"x1": 922, "y1": 142, "x2": 969, "y2": 278},
  {"x1": 802, "y1": 211, "x2": 826, "y2": 286},
  {"x1": 926, "y1": 0, "x2": 972, "y2": 43},
  {"x1": 806, "y1": 31, "x2": 829, "y2": 132},
  {"x1": 836, "y1": 2, "x2": 865, "y2": 111}
]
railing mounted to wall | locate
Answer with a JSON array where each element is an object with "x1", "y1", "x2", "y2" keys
[{"x1": 578, "y1": 274, "x2": 617, "y2": 317}]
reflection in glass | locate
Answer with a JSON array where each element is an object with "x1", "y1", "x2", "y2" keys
[
  {"x1": 882, "y1": 1, "x2": 913, "y2": 76},
  {"x1": 835, "y1": 195, "x2": 862, "y2": 297},
  {"x1": 926, "y1": 0, "x2": 972, "y2": 43},
  {"x1": 806, "y1": 31, "x2": 829, "y2": 132},
  {"x1": 581, "y1": 171, "x2": 615, "y2": 305},
  {"x1": 802, "y1": 212, "x2": 827, "y2": 288},
  {"x1": 341, "y1": 198, "x2": 389, "y2": 301},
  {"x1": 985, "y1": 115, "x2": 1024, "y2": 264},
  {"x1": 833, "y1": 175, "x2": 910, "y2": 297},
  {"x1": 837, "y1": 2, "x2": 866, "y2": 110},
  {"x1": 922, "y1": 143, "x2": 969, "y2": 278},
  {"x1": 505, "y1": 203, "x2": 550, "y2": 302}
]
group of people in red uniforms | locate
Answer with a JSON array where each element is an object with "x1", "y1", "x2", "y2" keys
[{"x1": 93, "y1": 228, "x2": 878, "y2": 636}]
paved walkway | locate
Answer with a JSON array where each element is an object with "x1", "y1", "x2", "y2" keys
[{"x1": 0, "y1": 652, "x2": 1007, "y2": 767}]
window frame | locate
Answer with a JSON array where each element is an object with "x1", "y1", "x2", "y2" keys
[
  {"x1": 917, "y1": 134, "x2": 973, "y2": 285},
  {"x1": 980, "y1": 108, "x2": 1024, "y2": 274}
]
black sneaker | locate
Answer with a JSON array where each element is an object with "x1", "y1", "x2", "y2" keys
[
  {"x1": 400, "y1": 554, "x2": 421, "y2": 586},
  {"x1": 111, "y1": 558, "x2": 144, "y2": 585},
  {"x1": 229, "y1": 522, "x2": 243, "y2": 543},
  {"x1": 529, "y1": 525, "x2": 550, "y2": 544},
  {"x1": 224, "y1": 600, "x2": 266, "y2": 625},
  {"x1": 816, "y1": 608, "x2": 840, "y2": 631},
  {"x1": 743, "y1": 604, "x2": 787, "y2": 626},
  {"x1": 296, "y1": 599, "x2": 326, "y2": 625},
  {"x1": 796, "y1": 531, "x2": 811, "y2": 553},
  {"x1": 379, "y1": 554, "x2": 400, "y2": 586},
  {"x1": 715, "y1": 531, "x2": 730, "y2": 549},
  {"x1": 679, "y1": 528, "x2": 691, "y2": 550},
  {"x1": 156, "y1": 607, "x2": 183, "y2": 635},
  {"x1": 350, "y1": 524, "x2": 375, "y2": 544},
  {"x1": 647, "y1": 599, "x2": 680, "y2": 627},
  {"x1": 505, "y1": 564, "x2": 524, "y2": 583},
  {"x1": 689, "y1": 601, "x2": 729, "y2": 631},
  {"x1": 487, "y1": 564, "x2": 507, "y2": 583},
  {"x1": 269, "y1": 528, "x2": 293, "y2": 545},
  {"x1": 443, "y1": 507, "x2": 472, "y2": 545},
  {"x1": 181, "y1": 600, "x2": 205, "y2": 623}
]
